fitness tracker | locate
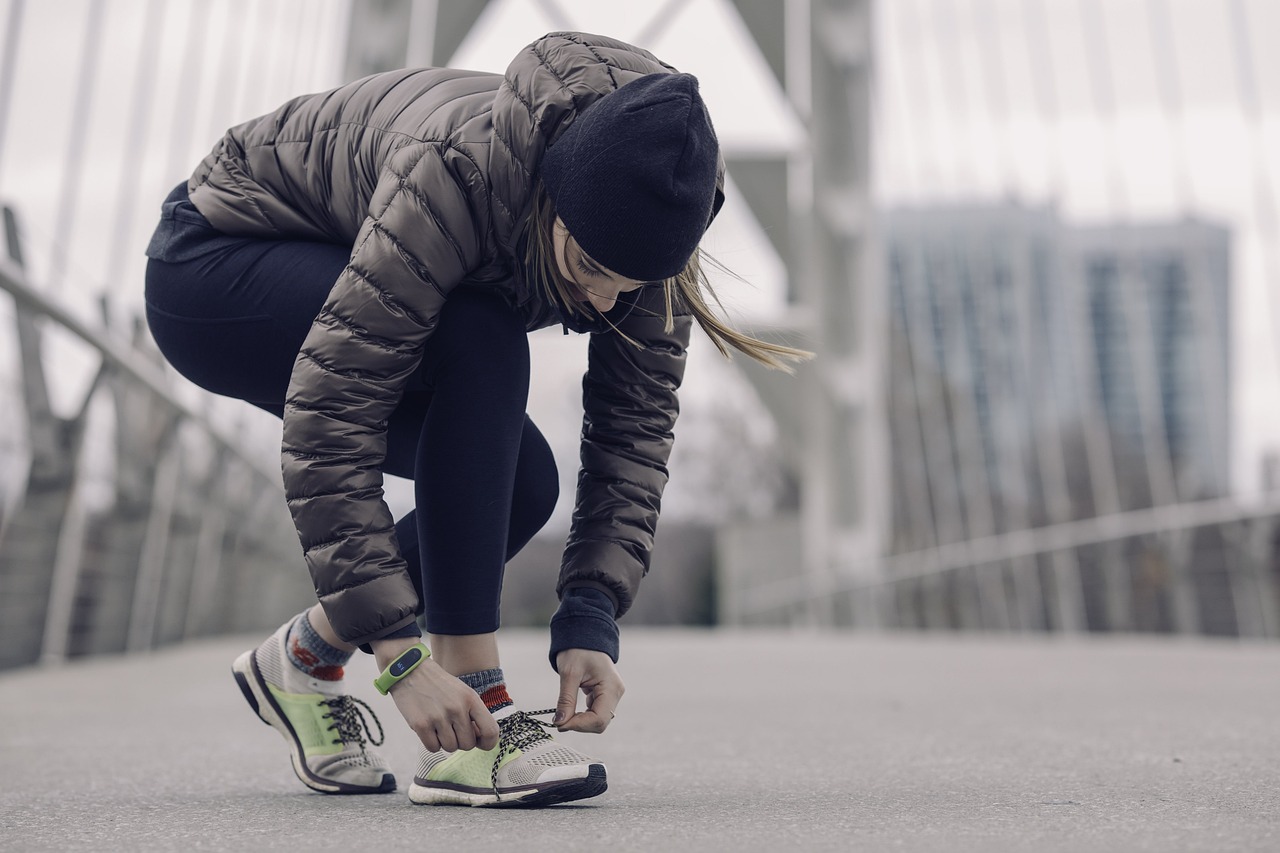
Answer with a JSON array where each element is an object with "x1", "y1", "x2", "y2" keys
[{"x1": 373, "y1": 642, "x2": 431, "y2": 695}]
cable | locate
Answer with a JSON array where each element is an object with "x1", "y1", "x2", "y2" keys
[
  {"x1": 46, "y1": 0, "x2": 107, "y2": 298},
  {"x1": 0, "y1": 0, "x2": 25, "y2": 180},
  {"x1": 102, "y1": 0, "x2": 167, "y2": 298}
]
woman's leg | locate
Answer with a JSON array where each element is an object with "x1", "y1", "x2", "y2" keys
[
  {"x1": 145, "y1": 238, "x2": 348, "y2": 409},
  {"x1": 149, "y1": 241, "x2": 557, "y2": 662},
  {"x1": 387, "y1": 289, "x2": 558, "y2": 675}
]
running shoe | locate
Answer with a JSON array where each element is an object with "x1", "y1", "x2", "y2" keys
[
  {"x1": 408, "y1": 706, "x2": 607, "y2": 806},
  {"x1": 231, "y1": 619, "x2": 395, "y2": 794}
]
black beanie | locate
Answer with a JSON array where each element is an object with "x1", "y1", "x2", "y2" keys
[{"x1": 540, "y1": 72, "x2": 720, "y2": 282}]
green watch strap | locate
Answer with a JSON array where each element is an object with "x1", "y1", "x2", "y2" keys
[{"x1": 373, "y1": 642, "x2": 431, "y2": 695}]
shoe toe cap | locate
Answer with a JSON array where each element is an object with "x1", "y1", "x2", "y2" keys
[{"x1": 533, "y1": 761, "x2": 603, "y2": 784}]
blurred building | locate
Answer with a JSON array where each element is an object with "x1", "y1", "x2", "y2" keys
[
  {"x1": 1070, "y1": 221, "x2": 1232, "y2": 505},
  {"x1": 884, "y1": 205, "x2": 1232, "y2": 556}
]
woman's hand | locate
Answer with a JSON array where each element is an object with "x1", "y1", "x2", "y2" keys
[
  {"x1": 554, "y1": 648, "x2": 624, "y2": 733},
  {"x1": 372, "y1": 638, "x2": 499, "y2": 753}
]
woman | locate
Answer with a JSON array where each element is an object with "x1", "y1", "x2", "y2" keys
[{"x1": 144, "y1": 31, "x2": 805, "y2": 807}]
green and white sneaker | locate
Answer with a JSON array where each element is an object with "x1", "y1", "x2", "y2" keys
[
  {"x1": 231, "y1": 620, "x2": 395, "y2": 794},
  {"x1": 408, "y1": 706, "x2": 607, "y2": 807}
]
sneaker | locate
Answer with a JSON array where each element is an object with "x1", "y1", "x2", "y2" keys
[
  {"x1": 231, "y1": 619, "x2": 395, "y2": 794},
  {"x1": 408, "y1": 706, "x2": 607, "y2": 807}
]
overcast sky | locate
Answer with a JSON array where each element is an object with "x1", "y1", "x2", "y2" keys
[{"x1": 0, "y1": 0, "x2": 1276, "y2": 497}]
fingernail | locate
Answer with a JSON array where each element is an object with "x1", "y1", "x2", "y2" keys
[{"x1": 553, "y1": 711, "x2": 565, "y2": 724}]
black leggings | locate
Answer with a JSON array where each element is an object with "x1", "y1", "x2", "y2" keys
[{"x1": 144, "y1": 226, "x2": 558, "y2": 636}]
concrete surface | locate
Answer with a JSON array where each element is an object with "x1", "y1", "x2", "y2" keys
[{"x1": 1, "y1": 629, "x2": 1277, "y2": 852}]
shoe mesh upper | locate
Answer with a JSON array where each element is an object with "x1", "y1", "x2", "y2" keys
[
  {"x1": 499, "y1": 742, "x2": 592, "y2": 786},
  {"x1": 416, "y1": 748, "x2": 450, "y2": 780},
  {"x1": 415, "y1": 710, "x2": 595, "y2": 793},
  {"x1": 314, "y1": 750, "x2": 383, "y2": 772},
  {"x1": 248, "y1": 617, "x2": 392, "y2": 788},
  {"x1": 256, "y1": 628, "x2": 286, "y2": 687},
  {"x1": 258, "y1": 618, "x2": 342, "y2": 696}
]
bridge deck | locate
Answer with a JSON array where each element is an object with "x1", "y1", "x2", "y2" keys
[{"x1": 2, "y1": 629, "x2": 1277, "y2": 852}]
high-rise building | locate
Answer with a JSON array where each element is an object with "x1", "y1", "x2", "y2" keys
[
  {"x1": 884, "y1": 205, "x2": 1231, "y2": 555},
  {"x1": 1068, "y1": 221, "x2": 1232, "y2": 504}
]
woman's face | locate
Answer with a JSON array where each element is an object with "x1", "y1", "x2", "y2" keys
[{"x1": 552, "y1": 217, "x2": 646, "y2": 313}]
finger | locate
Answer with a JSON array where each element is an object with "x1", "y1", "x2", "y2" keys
[
  {"x1": 435, "y1": 724, "x2": 459, "y2": 753},
  {"x1": 417, "y1": 729, "x2": 442, "y2": 753},
  {"x1": 473, "y1": 706, "x2": 500, "y2": 751},
  {"x1": 553, "y1": 668, "x2": 580, "y2": 726},
  {"x1": 589, "y1": 687, "x2": 620, "y2": 729},
  {"x1": 471, "y1": 720, "x2": 488, "y2": 750},
  {"x1": 452, "y1": 718, "x2": 477, "y2": 751},
  {"x1": 560, "y1": 680, "x2": 620, "y2": 733},
  {"x1": 558, "y1": 709, "x2": 609, "y2": 734}
]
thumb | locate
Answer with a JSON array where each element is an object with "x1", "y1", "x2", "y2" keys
[{"x1": 554, "y1": 667, "x2": 579, "y2": 725}]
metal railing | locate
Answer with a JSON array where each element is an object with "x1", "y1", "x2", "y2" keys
[
  {"x1": 0, "y1": 0, "x2": 352, "y2": 671},
  {"x1": 721, "y1": 497, "x2": 1280, "y2": 639},
  {"x1": 0, "y1": 206, "x2": 310, "y2": 670}
]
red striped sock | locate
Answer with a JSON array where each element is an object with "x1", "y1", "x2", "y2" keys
[
  {"x1": 285, "y1": 611, "x2": 349, "y2": 681},
  {"x1": 480, "y1": 684, "x2": 513, "y2": 713}
]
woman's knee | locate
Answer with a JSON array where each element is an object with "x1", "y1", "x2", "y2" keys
[
  {"x1": 521, "y1": 459, "x2": 560, "y2": 529},
  {"x1": 507, "y1": 418, "x2": 560, "y2": 555},
  {"x1": 421, "y1": 288, "x2": 529, "y2": 382}
]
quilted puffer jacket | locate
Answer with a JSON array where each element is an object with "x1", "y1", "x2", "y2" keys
[{"x1": 187, "y1": 32, "x2": 723, "y2": 645}]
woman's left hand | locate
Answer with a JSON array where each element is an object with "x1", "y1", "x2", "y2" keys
[{"x1": 553, "y1": 648, "x2": 624, "y2": 733}]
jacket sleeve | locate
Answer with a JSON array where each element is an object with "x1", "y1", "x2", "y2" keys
[
  {"x1": 557, "y1": 290, "x2": 693, "y2": 617},
  {"x1": 281, "y1": 142, "x2": 486, "y2": 646}
]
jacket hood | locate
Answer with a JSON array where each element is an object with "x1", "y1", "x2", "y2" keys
[{"x1": 487, "y1": 32, "x2": 726, "y2": 259}]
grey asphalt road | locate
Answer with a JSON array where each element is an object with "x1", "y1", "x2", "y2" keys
[{"x1": 1, "y1": 629, "x2": 1277, "y2": 853}]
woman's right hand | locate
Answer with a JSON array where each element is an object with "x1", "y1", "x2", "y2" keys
[{"x1": 371, "y1": 638, "x2": 500, "y2": 753}]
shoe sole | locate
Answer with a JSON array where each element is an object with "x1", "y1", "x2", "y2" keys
[
  {"x1": 231, "y1": 649, "x2": 395, "y2": 795},
  {"x1": 407, "y1": 763, "x2": 607, "y2": 807}
]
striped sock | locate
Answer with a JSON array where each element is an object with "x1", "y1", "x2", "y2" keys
[
  {"x1": 285, "y1": 610, "x2": 351, "y2": 681},
  {"x1": 458, "y1": 667, "x2": 513, "y2": 713}
]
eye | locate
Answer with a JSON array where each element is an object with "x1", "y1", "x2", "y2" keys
[{"x1": 575, "y1": 256, "x2": 599, "y2": 278}]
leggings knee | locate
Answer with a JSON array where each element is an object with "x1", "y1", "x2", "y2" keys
[{"x1": 423, "y1": 289, "x2": 530, "y2": 384}]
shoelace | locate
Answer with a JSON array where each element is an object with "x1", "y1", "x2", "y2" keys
[
  {"x1": 321, "y1": 695, "x2": 386, "y2": 749},
  {"x1": 491, "y1": 708, "x2": 557, "y2": 799}
]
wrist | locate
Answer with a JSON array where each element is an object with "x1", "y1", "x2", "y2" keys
[
  {"x1": 548, "y1": 591, "x2": 620, "y2": 671},
  {"x1": 373, "y1": 641, "x2": 432, "y2": 695},
  {"x1": 371, "y1": 635, "x2": 422, "y2": 670}
]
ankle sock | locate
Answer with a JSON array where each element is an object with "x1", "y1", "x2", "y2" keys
[
  {"x1": 286, "y1": 610, "x2": 352, "y2": 681},
  {"x1": 458, "y1": 667, "x2": 513, "y2": 713}
]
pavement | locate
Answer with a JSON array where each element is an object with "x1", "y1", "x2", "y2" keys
[{"x1": 1, "y1": 628, "x2": 1277, "y2": 853}]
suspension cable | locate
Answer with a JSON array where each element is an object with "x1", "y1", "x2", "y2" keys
[
  {"x1": 46, "y1": 0, "x2": 107, "y2": 298},
  {"x1": 102, "y1": 0, "x2": 167, "y2": 298},
  {"x1": 0, "y1": 0, "x2": 25, "y2": 180}
]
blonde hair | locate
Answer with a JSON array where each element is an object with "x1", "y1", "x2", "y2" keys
[{"x1": 524, "y1": 185, "x2": 812, "y2": 372}]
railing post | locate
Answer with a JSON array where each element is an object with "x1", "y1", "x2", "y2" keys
[
  {"x1": 39, "y1": 364, "x2": 108, "y2": 664},
  {"x1": 1164, "y1": 527, "x2": 1201, "y2": 635},
  {"x1": 1010, "y1": 555, "x2": 1044, "y2": 631},
  {"x1": 1048, "y1": 550, "x2": 1087, "y2": 632},
  {"x1": 125, "y1": 423, "x2": 183, "y2": 652},
  {"x1": 0, "y1": 206, "x2": 90, "y2": 669},
  {"x1": 1238, "y1": 517, "x2": 1280, "y2": 640},
  {"x1": 1098, "y1": 540, "x2": 1132, "y2": 631},
  {"x1": 182, "y1": 446, "x2": 232, "y2": 640}
]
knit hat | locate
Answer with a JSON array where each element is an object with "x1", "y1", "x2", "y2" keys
[{"x1": 540, "y1": 72, "x2": 720, "y2": 282}]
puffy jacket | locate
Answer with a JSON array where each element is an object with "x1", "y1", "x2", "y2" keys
[{"x1": 187, "y1": 32, "x2": 723, "y2": 645}]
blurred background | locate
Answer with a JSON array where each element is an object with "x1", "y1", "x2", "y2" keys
[{"x1": 1, "y1": 0, "x2": 1277, "y2": 672}]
